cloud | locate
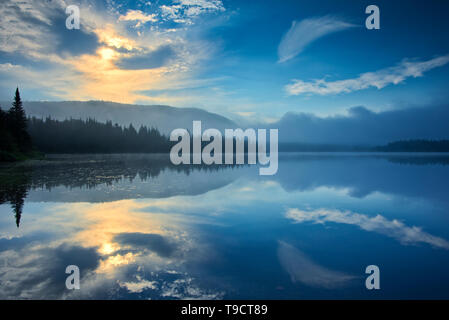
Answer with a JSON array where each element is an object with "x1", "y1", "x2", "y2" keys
[
  {"x1": 119, "y1": 277, "x2": 158, "y2": 293},
  {"x1": 0, "y1": 62, "x2": 81, "y2": 99},
  {"x1": 160, "y1": 277, "x2": 224, "y2": 299},
  {"x1": 286, "y1": 54, "x2": 449, "y2": 95},
  {"x1": 286, "y1": 208, "x2": 449, "y2": 249},
  {"x1": 160, "y1": 0, "x2": 225, "y2": 24},
  {"x1": 116, "y1": 45, "x2": 176, "y2": 69},
  {"x1": 0, "y1": 244, "x2": 100, "y2": 299},
  {"x1": 277, "y1": 241, "x2": 356, "y2": 288},
  {"x1": 113, "y1": 232, "x2": 178, "y2": 258},
  {"x1": 118, "y1": 9, "x2": 157, "y2": 27},
  {"x1": 278, "y1": 16, "x2": 355, "y2": 63},
  {"x1": 180, "y1": 0, "x2": 225, "y2": 14},
  {"x1": 0, "y1": 0, "x2": 64, "y2": 59}
]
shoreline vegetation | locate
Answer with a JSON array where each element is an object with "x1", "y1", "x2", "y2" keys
[
  {"x1": 28, "y1": 117, "x2": 170, "y2": 154},
  {"x1": 1, "y1": 88, "x2": 449, "y2": 163},
  {"x1": 280, "y1": 140, "x2": 449, "y2": 153}
]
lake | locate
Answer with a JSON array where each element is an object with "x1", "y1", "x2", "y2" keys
[{"x1": 1, "y1": 153, "x2": 449, "y2": 299}]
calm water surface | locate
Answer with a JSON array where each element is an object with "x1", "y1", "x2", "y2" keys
[{"x1": 1, "y1": 153, "x2": 449, "y2": 299}]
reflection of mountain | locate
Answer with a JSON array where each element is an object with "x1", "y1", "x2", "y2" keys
[{"x1": 274, "y1": 153, "x2": 449, "y2": 204}]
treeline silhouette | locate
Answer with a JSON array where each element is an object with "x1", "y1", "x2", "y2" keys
[
  {"x1": 279, "y1": 143, "x2": 370, "y2": 152},
  {"x1": 0, "y1": 88, "x2": 33, "y2": 161},
  {"x1": 1, "y1": 87, "x2": 172, "y2": 157},
  {"x1": 376, "y1": 140, "x2": 449, "y2": 152},
  {"x1": 279, "y1": 140, "x2": 449, "y2": 152},
  {"x1": 28, "y1": 117, "x2": 170, "y2": 154}
]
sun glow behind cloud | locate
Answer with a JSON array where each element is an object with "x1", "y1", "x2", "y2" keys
[{"x1": 0, "y1": 0, "x2": 226, "y2": 104}]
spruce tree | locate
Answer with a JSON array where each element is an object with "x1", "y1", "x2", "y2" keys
[{"x1": 8, "y1": 88, "x2": 31, "y2": 150}]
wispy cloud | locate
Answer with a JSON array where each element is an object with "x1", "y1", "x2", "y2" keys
[
  {"x1": 277, "y1": 241, "x2": 356, "y2": 288},
  {"x1": 286, "y1": 54, "x2": 449, "y2": 95},
  {"x1": 278, "y1": 16, "x2": 355, "y2": 63},
  {"x1": 0, "y1": 0, "x2": 65, "y2": 59},
  {"x1": 286, "y1": 208, "x2": 449, "y2": 249}
]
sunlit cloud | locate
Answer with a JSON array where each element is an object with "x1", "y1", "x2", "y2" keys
[
  {"x1": 95, "y1": 26, "x2": 137, "y2": 51},
  {"x1": 0, "y1": 0, "x2": 226, "y2": 103},
  {"x1": 118, "y1": 9, "x2": 158, "y2": 27},
  {"x1": 286, "y1": 207, "x2": 449, "y2": 249},
  {"x1": 119, "y1": 277, "x2": 158, "y2": 293},
  {"x1": 285, "y1": 55, "x2": 449, "y2": 96}
]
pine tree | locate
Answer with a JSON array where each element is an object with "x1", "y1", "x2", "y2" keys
[{"x1": 8, "y1": 88, "x2": 31, "y2": 150}]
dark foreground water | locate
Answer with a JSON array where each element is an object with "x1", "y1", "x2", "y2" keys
[{"x1": 1, "y1": 153, "x2": 449, "y2": 299}]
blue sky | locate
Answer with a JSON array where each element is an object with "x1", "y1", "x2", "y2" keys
[{"x1": 0, "y1": 0, "x2": 448, "y2": 123}]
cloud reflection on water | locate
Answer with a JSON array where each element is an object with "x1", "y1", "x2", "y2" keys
[
  {"x1": 286, "y1": 208, "x2": 449, "y2": 249},
  {"x1": 0, "y1": 199, "x2": 223, "y2": 299},
  {"x1": 277, "y1": 241, "x2": 357, "y2": 289}
]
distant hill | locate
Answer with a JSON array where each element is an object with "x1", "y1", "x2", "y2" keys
[
  {"x1": 279, "y1": 140, "x2": 449, "y2": 152},
  {"x1": 273, "y1": 105, "x2": 449, "y2": 146},
  {"x1": 376, "y1": 140, "x2": 449, "y2": 152},
  {"x1": 8, "y1": 100, "x2": 236, "y2": 135}
]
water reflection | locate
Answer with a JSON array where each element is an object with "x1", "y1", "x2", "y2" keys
[
  {"x1": 4, "y1": 154, "x2": 241, "y2": 198},
  {"x1": 1, "y1": 153, "x2": 449, "y2": 299},
  {"x1": 286, "y1": 208, "x2": 449, "y2": 249},
  {"x1": 0, "y1": 154, "x2": 244, "y2": 226},
  {"x1": 0, "y1": 199, "x2": 223, "y2": 299},
  {"x1": 276, "y1": 153, "x2": 449, "y2": 203},
  {"x1": 277, "y1": 241, "x2": 357, "y2": 289},
  {"x1": 0, "y1": 167, "x2": 29, "y2": 227}
]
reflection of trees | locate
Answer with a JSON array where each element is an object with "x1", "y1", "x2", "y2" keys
[
  {"x1": 11, "y1": 187, "x2": 26, "y2": 227},
  {"x1": 386, "y1": 156, "x2": 449, "y2": 166},
  {"x1": 27, "y1": 155, "x2": 234, "y2": 190},
  {"x1": 0, "y1": 167, "x2": 31, "y2": 228},
  {"x1": 0, "y1": 154, "x2": 238, "y2": 226}
]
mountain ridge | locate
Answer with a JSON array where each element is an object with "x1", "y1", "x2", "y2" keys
[{"x1": 0, "y1": 100, "x2": 236, "y2": 135}]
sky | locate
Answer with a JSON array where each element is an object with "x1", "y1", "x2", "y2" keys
[{"x1": 0, "y1": 0, "x2": 449, "y2": 124}]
